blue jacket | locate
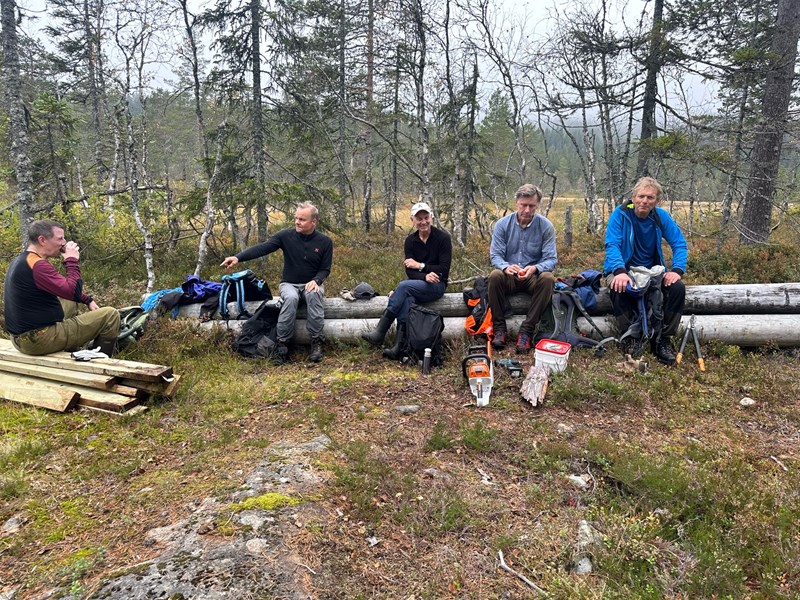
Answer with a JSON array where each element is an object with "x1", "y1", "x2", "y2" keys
[{"x1": 603, "y1": 204, "x2": 687, "y2": 276}]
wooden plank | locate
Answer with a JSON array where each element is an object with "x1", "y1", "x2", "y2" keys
[
  {"x1": 79, "y1": 404, "x2": 148, "y2": 417},
  {"x1": 160, "y1": 374, "x2": 181, "y2": 399},
  {"x1": 118, "y1": 373, "x2": 181, "y2": 398},
  {"x1": 108, "y1": 383, "x2": 147, "y2": 398},
  {"x1": 0, "y1": 372, "x2": 78, "y2": 412},
  {"x1": 73, "y1": 386, "x2": 140, "y2": 413},
  {"x1": 0, "y1": 339, "x2": 172, "y2": 382},
  {"x1": 0, "y1": 360, "x2": 117, "y2": 390}
]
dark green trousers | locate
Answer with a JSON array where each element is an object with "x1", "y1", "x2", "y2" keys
[{"x1": 11, "y1": 300, "x2": 120, "y2": 356}]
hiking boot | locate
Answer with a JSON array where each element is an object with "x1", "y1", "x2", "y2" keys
[
  {"x1": 308, "y1": 338, "x2": 324, "y2": 363},
  {"x1": 95, "y1": 336, "x2": 117, "y2": 357},
  {"x1": 491, "y1": 329, "x2": 508, "y2": 350},
  {"x1": 652, "y1": 336, "x2": 676, "y2": 365},
  {"x1": 515, "y1": 332, "x2": 532, "y2": 354},
  {"x1": 383, "y1": 323, "x2": 406, "y2": 361},
  {"x1": 361, "y1": 310, "x2": 396, "y2": 347},
  {"x1": 273, "y1": 341, "x2": 290, "y2": 364}
]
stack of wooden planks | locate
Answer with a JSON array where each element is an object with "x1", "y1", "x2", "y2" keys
[{"x1": 0, "y1": 339, "x2": 180, "y2": 415}]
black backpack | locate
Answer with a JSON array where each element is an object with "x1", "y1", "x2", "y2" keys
[
  {"x1": 402, "y1": 304, "x2": 445, "y2": 366},
  {"x1": 219, "y1": 270, "x2": 273, "y2": 320},
  {"x1": 231, "y1": 301, "x2": 281, "y2": 358},
  {"x1": 535, "y1": 288, "x2": 605, "y2": 349}
]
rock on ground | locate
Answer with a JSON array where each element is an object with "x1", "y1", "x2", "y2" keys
[{"x1": 87, "y1": 435, "x2": 331, "y2": 600}]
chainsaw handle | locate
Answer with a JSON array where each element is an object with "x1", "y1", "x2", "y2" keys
[{"x1": 462, "y1": 353, "x2": 491, "y2": 379}]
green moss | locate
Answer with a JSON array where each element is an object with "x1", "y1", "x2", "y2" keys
[{"x1": 230, "y1": 492, "x2": 301, "y2": 512}]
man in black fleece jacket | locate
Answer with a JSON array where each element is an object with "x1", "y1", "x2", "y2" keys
[{"x1": 222, "y1": 202, "x2": 333, "y2": 362}]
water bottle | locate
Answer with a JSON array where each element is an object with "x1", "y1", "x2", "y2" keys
[{"x1": 422, "y1": 348, "x2": 432, "y2": 375}]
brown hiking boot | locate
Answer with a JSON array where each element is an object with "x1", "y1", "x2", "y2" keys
[
  {"x1": 515, "y1": 332, "x2": 532, "y2": 354},
  {"x1": 491, "y1": 329, "x2": 508, "y2": 350}
]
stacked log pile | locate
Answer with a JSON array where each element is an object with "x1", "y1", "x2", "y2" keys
[
  {"x1": 179, "y1": 282, "x2": 800, "y2": 347},
  {"x1": 0, "y1": 339, "x2": 179, "y2": 414}
]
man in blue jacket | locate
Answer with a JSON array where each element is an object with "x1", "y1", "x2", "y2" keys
[
  {"x1": 488, "y1": 184, "x2": 557, "y2": 353},
  {"x1": 604, "y1": 177, "x2": 687, "y2": 364}
]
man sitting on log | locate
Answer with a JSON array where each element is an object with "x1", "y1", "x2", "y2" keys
[
  {"x1": 221, "y1": 202, "x2": 333, "y2": 363},
  {"x1": 488, "y1": 184, "x2": 558, "y2": 353},
  {"x1": 4, "y1": 220, "x2": 120, "y2": 356},
  {"x1": 604, "y1": 176, "x2": 688, "y2": 365},
  {"x1": 362, "y1": 201, "x2": 452, "y2": 359}
]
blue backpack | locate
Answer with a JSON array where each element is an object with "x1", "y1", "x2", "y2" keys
[{"x1": 219, "y1": 270, "x2": 273, "y2": 320}]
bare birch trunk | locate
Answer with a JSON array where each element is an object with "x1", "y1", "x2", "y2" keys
[{"x1": 195, "y1": 124, "x2": 227, "y2": 277}]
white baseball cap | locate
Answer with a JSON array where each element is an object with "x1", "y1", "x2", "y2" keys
[{"x1": 411, "y1": 202, "x2": 432, "y2": 217}]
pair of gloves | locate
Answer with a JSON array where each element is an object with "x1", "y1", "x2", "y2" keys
[{"x1": 70, "y1": 347, "x2": 110, "y2": 361}]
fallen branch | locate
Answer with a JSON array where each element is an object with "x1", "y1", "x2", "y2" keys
[
  {"x1": 497, "y1": 549, "x2": 548, "y2": 595},
  {"x1": 770, "y1": 455, "x2": 788, "y2": 472}
]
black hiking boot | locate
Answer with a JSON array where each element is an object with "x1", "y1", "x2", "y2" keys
[
  {"x1": 361, "y1": 310, "x2": 396, "y2": 347},
  {"x1": 652, "y1": 336, "x2": 676, "y2": 365},
  {"x1": 95, "y1": 336, "x2": 117, "y2": 357},
  {"x1": 383, "y1": 323, "x2": 406, "y2": 360},
  {"x1": 308, "y1": 337, "x2": 324, "y2": 363},
  {"x1": 273, "y1": 341, "x2": 290, "y2": 364}
]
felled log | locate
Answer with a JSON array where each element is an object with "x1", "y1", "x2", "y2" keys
[
  {"x1": 201, "y1": 315, "x2": 800, "y2": 347},
  {"x1": 178, "y1": 282, "x2": 800, "y2": 320},
  {"x1": 200, "y1": 313, "x2": 800, "y2": 347}
]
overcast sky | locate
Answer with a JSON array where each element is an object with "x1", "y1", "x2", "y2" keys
[{"x1": 18, "y1": 0, "x2": 718, "y2": 113}]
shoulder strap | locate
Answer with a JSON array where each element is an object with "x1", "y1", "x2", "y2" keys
[
  {"x1": 627, "y1": 203, "x2": 663, "y2": 230},
  {"x1": 219, "y1": 277, "x2": 231, "y2": 319},
  {"x1": 652, "y1": 208, "x2": 663, "y2": 230},
  {"x1": 564, "y1": 290, "x2": 605, "y2": 338},
  {"x1": 236, "y1": 278, "x2": 249, "y2": 318}
]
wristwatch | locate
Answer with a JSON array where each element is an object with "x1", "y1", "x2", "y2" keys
[{"x1": 418, "y1": 263, "x2": 425, "y2": 271}]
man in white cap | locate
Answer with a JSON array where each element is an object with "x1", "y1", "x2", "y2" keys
[
  {"x1": 362, "y1": 201, "x2": 452, "y2": 358},
  {"x1": 488, "y1": 184, "x2": 557, "y2": 353}
]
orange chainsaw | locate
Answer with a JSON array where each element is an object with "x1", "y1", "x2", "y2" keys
[{"x1": 462, "y1": 338, "x2": 494, "y2": 407}]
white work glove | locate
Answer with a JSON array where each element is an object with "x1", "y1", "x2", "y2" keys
[{"x1": 71, "y1": 347, "x2": 110, "y2": 361}]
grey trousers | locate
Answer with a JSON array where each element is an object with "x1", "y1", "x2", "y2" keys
[{"x1": 277, "y1": 282, "x2": 325, "y2": 342}]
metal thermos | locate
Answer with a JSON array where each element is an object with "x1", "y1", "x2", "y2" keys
[{"x1": 422, "y1": 348, "x2": 432, "y2": 374}]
